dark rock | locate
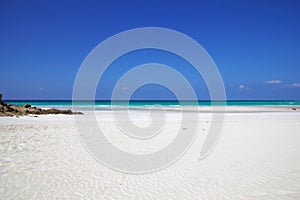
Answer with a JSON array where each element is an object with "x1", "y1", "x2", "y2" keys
[
  {"x1": 0, "y1": 101, "x2": 83, "y2": 117},
  {"x1": 24, "y1": 104, "x2": 31, "y2": 108}
]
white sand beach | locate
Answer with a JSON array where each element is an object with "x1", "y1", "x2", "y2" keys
[{"x1": 1, "y1": 107, "x2": 300, "y2": 199}]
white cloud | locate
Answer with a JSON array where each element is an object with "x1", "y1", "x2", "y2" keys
[
  {"x1": 287, "y1": 83, "x2": 300, "y2": 88},
  {"x1": 264, "y1": 80, "x2": 282, "y2": 84},
  {"x1": 239, "y1": 84, "x2": 245, "y2": 89},
  {"x1": 238, "y1": 84, "x2": 252, "y2": 90}
]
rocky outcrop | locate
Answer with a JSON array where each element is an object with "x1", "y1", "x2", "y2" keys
[{"x1": 0, "y1": 101, "x2": 83, "y2": 117}]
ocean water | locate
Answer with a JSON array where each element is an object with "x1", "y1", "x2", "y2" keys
[{"x1": 5, "y1": 100, "x2": 300, "y2": 109}]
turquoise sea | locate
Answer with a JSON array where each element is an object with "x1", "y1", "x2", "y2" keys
[{"x1": 5, "y1": 100, "x2": 300, "y2": 109}]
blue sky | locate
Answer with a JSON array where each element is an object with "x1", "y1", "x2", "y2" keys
[{"x1": 0, "y1": 0, "x2": 299, "y2": 100}]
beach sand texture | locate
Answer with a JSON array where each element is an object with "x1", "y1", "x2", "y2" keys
[{"x1": 0, "y1": 107, "x2": 300, "y2": 199}]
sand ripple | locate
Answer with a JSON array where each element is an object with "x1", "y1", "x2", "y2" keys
[{"x1": 0, "y1": 112, "x2": 300, "y2": 199}]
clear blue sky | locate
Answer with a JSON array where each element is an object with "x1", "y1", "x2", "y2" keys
[{"x1": 0, "y1": 0, "x2": 299, "y2": 100}]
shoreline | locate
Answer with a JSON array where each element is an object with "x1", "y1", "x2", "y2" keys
[
  {"x1": 70, "y1": 105, "x2": 300, "y2": 114},
  {"x1": 0, "y1": 105, "x2": 299, "y2": 118}
]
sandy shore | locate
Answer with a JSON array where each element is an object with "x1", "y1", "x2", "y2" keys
[{"x1": 1, "y1": 106, "x2": 300, "y2": 199}]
